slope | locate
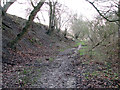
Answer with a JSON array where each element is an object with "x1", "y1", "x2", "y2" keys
[{"x1": 2, "y1": 14, "x2": 75, "y2": 87}]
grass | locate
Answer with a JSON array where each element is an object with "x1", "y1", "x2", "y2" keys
[
  {"x1": 74, "y1": 40, "x2": 99, "y2": 56},
  {"x1": 58, "y1": 49, "x2": 65, "y2": 52},
  {"x1": 91, "y1": 71, "x2": 99, "y2": 76},
  {"x1": 74, "y1": 41, "x2": 86, "y2": 47},
  {"x1": 33, "y1": 77, "x2": 38, "y2": 83},
  {"x1": 21, "y1": 69, "x2": 31, "y2": 80},
  {"x1": 49, "y1": 57, "x2": 54, "y2": 62},
  {"x1": 82, "y1": 61, "x2": 90, "y2": 65},
  {"x1": 19, "y1": 68, "x2": 42, "y2": 86},
  {"x1": 28, "y1": 37, "x2": 42, "y2": 45}
]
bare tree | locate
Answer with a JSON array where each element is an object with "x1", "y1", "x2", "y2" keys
[
  {"x1": 1, "y1": 0, "x2": 16, "y2": 15},
  {"x1": 46, "y1": 0, "x2": 57, "y2": 35},
  {"x1": 8, "y1": 0, "x2": 46, "y2": 48},
  {"x1": 86, "y1": 0, "x2": 120, "y2": 57},
  {"x1": 55, "y1": 4, "x2": 72, "y2": 32},
  {"x1": 46, "y1": 0, "x2": 72, "y2": 36}
]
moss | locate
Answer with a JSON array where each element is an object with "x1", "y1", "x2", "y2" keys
[
  {"x1": 49, "y1": 57, "x2": 54, "y2": 62},
  {"x1": 28, "y1": 37, "x2": 42, "y2": 45}
]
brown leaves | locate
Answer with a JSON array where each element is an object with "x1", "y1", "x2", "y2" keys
[{"x1": 75, "y1": 54, "x2": 119, "y2": 88}]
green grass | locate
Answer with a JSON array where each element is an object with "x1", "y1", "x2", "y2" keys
[
  {"x1": 74, "y1": 40, "x2": 90, "y2": 55},
  {"x1": 19, "y1": 68, "x2": 33, "y2": 86},
  {"x1": 91, "y1": 71, "x2": 99, "y2": 76},
  {"x1": 85, "y1": 76, "x2": 90, "y2": 80},
  {"x1": 49, "y1": 57, "x2": 54, "y2": 62},
  {"x1": 74, "y1": 41, "x2": 86, "y2": 47},
  {"x1": 29, "y1": 37, "x2": 42, "y2": 45},
  {"x1": 23, "y1": 69, "x2": 31, "y2": 75},
  {"x1": 82, "y1": 61, "x2": 90, "y2": 65},
  {"x1": 58, "y1": 49, "x2": 65, "y2": 52},
  {"x1": 32, "y1": 77, "x2": 38, "y2": 83}
]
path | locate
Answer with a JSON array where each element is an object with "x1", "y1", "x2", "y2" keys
[{"x1": 32, "y1": 48, "x2": 80, "y2": 88}]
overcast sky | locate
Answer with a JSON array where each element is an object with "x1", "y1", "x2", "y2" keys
[
  {"x1": 58, "y1": 0, "x2": 98, "y2": 19},
  {"x1": 6, "y1": 0, "x2": 98, "y2": 25}
]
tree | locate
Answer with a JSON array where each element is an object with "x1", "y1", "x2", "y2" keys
[
  {"x1": 46, "y1": 0, "x2": 72, "y2": 36},
  {"x1": 70, "y1": 14, "x2": 89, "y2": 40},
  {"x1": 8, "y1": 0, "x2": 46, "y2": 48},
  {"x1": 88, "y1": 16, "x2": 118, "y2": 49},
  {"x1": 46, "y1": 0, "x2": 57, "y2": 35},
  {"x1": 86, "y1": 0, "x2": 120, "y2": 57},
  {"x1": 118, "y1": 1, "x2": 120, "y2": 58},
  {"x1": 54, "y1": 4, "x2": 72, "y2": 34},
  {"x1": 24, "y1": 0, "x2": 71, "y2": 37},
  {"x1": 0, "y1": 3, "x2": 1, "y2": 85},
  {"x1": 25, "y1": 0, "x2": 46, "y2": 23},
  {"x1": 1, "y1": 0, "x2": 16, "y2": 15}
]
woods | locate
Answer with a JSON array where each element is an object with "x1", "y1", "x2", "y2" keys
[
  {"x1": 2, "y1": 0, "x2": 119, "y2": 88},
  {"x1": 86, "y1": 0, "x2": 120, "y2": 74}
]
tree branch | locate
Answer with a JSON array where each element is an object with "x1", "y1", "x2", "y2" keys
[
  {"x1": 8, "y1": 0, "x2": 46, "y2": 48},
  {"x1": 3, "y1": 0, "x2": 16, "y2": 13},
  {"x1": 90, "y1": 31, "x2": 117, "y2": 50},
  {"x1": 30, "y1": 0, "x2": 35, "y2": 8},
  {"x1": 86, "y1": 0, "x2": 119, "y2": 22}
]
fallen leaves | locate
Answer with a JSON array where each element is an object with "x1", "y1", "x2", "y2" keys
[{"x1": 75, "y1": 55, "x2": 119, "y2": 88}]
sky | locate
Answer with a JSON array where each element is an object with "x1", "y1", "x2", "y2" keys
[
  {"x1": 58, "y1": 0, "x2": 98, "y2": 19},
  {"x1": 5, "y1": 0, "x2": 98, "y2": 26}
]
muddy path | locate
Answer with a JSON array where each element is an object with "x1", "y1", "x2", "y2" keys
[{"x1": 30, "y1": 48, "x2": 79, "y2": 88}]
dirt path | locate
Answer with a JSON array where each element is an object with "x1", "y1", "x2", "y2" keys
[
  {"x1": 3, "y1": 46, "x2": 118, "y2": 88},
  {"x1": 31, "y1": 48, "x2": 78, "y2": 88}
]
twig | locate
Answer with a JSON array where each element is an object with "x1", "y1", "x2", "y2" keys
[{"x1": 89, "y1": 31, "x2": 117, "y2": 51}]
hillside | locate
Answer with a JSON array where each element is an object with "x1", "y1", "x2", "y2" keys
[
  {"x1": 2, "y1": 14, "x2": 119, "y2": 88},
  {"x1": 2, "y1": 14, "x2": 74, "y2": 64},
  {"x1": 1, "y1": 0, "x2": 119, "y2": 88},
  {"x1": 2, "y1": 14, "x2": 75, "y2": 87}
]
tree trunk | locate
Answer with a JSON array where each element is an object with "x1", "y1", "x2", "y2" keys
[
  {"x1": 8, "y1": 0, "x2": 45, "y2": 48},
  {"x1": 3, "y1": 0, "x2": 16, "y2": 14},
  {"x1": 118, "y1": 0, "x2": 120, "y2": 72},
  {"x1": 47, "y1": 1, "x2": 57, "y2": 35},
  {"x1": 47, "y1": 1, "x2": 52, "y2": 35},
  {"x1": 0, "y1": 2, "x2": 2, "y2": 63},
  {"x1": 64, "y1": 28, "x2": 67, "y2": 38},
  {"x1": 52, "y1": 2, "x2": 56, "y2": 31}
]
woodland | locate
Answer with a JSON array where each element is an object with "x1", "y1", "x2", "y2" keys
[{"x1": 1, "y1": 0, "x2": 120, "y2": 88}]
